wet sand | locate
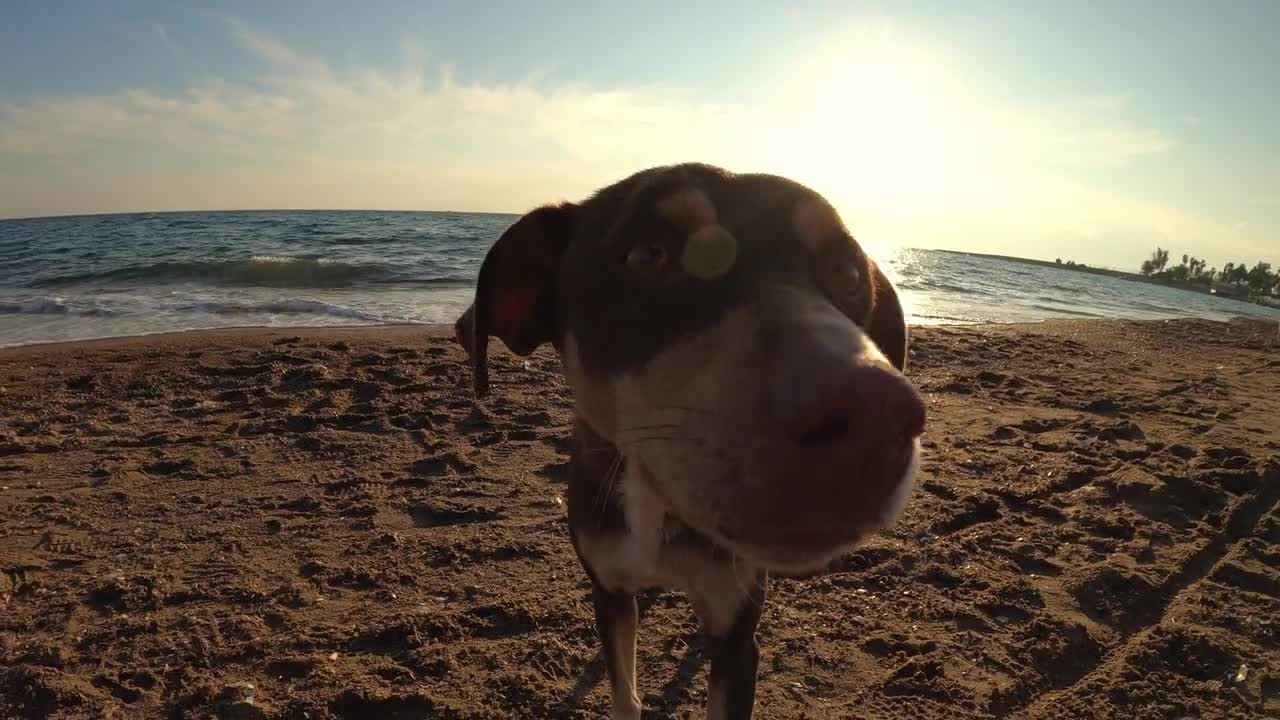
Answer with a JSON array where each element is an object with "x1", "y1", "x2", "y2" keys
[{"x1": 1, "y1": 318, "x2": 1278, "y2": 719}]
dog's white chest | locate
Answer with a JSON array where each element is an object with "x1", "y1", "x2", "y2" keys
[
  {"x1": 574, "y1": 465, "x2": 755, "y2": 637},
  {"x1": 595, "y1": 466, "x2": 675, "y2": 591},
  {"x1": 577, "y1": 465, "x2": 701, "y2": 591}
]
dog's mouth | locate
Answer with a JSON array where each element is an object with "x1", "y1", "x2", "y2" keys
[
  {"x1": 712, "y1": 519, "x2": 881, "y2": 575},
  {"x1": 635, "y1": 462, "x2": 883, "y2": 575},
  {"x1": 634, "y1": 441, "x2": 919, "y2": 576}
]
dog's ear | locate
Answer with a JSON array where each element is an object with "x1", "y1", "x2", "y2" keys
[
  {"x1": 456, "y1": 203, "x2": 576, "y2": 397},
  {"x1": 865, "y1": 260, "x2": 908, "y2": 372}
]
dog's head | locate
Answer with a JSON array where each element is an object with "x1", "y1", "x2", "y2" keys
[{"x1": 456, "y1": 163, "x2": 926, "y2": 575}]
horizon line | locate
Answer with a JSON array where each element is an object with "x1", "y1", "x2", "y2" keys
[
  {"x1": 4, "y1": 207, "x2": 1248, "y2": 275},
  {"x1": 0, "y1": 207, "x2": 526, "y2": 223}
]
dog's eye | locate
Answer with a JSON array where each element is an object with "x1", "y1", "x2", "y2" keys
[
  {"x1": 824, "y1": 261, "x2": 861, "y2": 289},
  {"x1": 626, "y1": 243, "x2": 669, "y2": 273},
  {"x1": 821, "y1": 261, "x2": 866, "y2": 305},
  {"x1": 844, "y1": 264, "x2": 862, "y2": 288}
]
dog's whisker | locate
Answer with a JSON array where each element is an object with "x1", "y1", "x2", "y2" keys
[
  {"x1": 616, "y1": 422, "x2": 854, "y2": 453},
  {"x1": 600, "y1": 451, "x2": 627, "y2": 516},
  {"x1": 651, "y1": 404, "x2": 721, "y2": 417},
  {"x1": 592, "y1": 450, "x2": 624, "y2": 516},
  {"x1": 618, "y1": 435, "x2": 692, "y2": 444},
  {"x1": 729, "y1": 551, "x2": 759, "y2": 611},
  {"x1": 614, "y1": 423, "x2": 686, "y2": 435},
  {"x1": 601, "y1": 454, "x2": 623, "y2": 512},
  {"x1": 669, "y1": 404, "x2": 718, "y2": 413}
]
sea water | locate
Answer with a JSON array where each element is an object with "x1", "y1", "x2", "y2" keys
[{"x1": 3, "y1": 210, "x2": 1277, "y2": 348}]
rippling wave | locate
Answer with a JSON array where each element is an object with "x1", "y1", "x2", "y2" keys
[{"x1": 32, "y1": 256, "x2": 474, "y2": 289}]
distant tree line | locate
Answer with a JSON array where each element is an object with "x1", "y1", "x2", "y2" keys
[
  {"x1": 1054, "y1": 258, "x2": 1088, "y2": 269},
  {"x1": 1139, "y1": 246, "x2": 1278, "y2": 298}
]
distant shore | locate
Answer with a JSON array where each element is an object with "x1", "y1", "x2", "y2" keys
[{"x1": 933, "y1": 249, "x2": 1275, "y2": 308}]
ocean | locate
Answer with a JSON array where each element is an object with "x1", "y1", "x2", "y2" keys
[{"x1": 3, "y1": 210, "x2": 1278, "y2": 349}]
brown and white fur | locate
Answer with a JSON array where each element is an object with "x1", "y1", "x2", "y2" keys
[{"x1": 453, "y1": 162, "x2": 927, "y2": 719}]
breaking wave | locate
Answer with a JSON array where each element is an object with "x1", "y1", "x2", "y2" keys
[
  {"x1": 0, "y1": 296, "x2": 116, "y2": 316},
  {"x1": 177, "y1": 299, "x2": 404, "y2": 323}
]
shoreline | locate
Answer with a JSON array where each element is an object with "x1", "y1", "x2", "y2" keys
[
  {"x1": 0, "y1": 322, "x2": 450, "y2": 355},
  {"x1": 3, "y1": 312, "x2": 1276, "y2": 355}
]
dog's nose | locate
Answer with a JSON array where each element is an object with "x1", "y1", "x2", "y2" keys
[
  {"x1": 776, "y1": 363, "x2": 926, "y2": 449},
  {"x1": 732, "y1": 337, "x2": 927, "y2": 543},
  {"x1": 766, "y1": 320, "x2": 927, "y2": 456}
]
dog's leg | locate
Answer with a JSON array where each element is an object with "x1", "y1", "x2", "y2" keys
[
  {"x1": 592, "y1": 583, "x2": 642, "y2": 720},
  {"x1": 690, "y1": 568, "x2": 767, "y2": 720}
]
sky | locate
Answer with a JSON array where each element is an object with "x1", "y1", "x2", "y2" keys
[{"x1": 1, "y1": 1, "x2": 1277, "y2": 272}]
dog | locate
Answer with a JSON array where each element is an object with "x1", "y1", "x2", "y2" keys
[{"x1": 452, "y1": 162, "x2": 926, "y2": 719}]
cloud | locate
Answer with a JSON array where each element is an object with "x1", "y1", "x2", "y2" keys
[
  {"x1": 151, "y1": 22, "x2": 179, "y2": 58},
  {"x1": 0, "y1": 19, "x2": 765, "y2": 217},
  {"x1": 3, "y1": 16, "x2": 1269, "y2": 271}
]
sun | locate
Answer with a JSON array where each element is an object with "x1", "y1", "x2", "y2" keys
[{"x1": 764, "y1": 29, "x2": 997, "y2": 215}]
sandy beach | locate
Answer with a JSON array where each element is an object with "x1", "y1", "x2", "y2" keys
[{"x1": 1, "y1": 317, "x2": 1277, "y2": 719}]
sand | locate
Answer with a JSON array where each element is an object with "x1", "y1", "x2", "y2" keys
[{"x1": 1, "y1": 318, "x2": 1277, "y2": 719}]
